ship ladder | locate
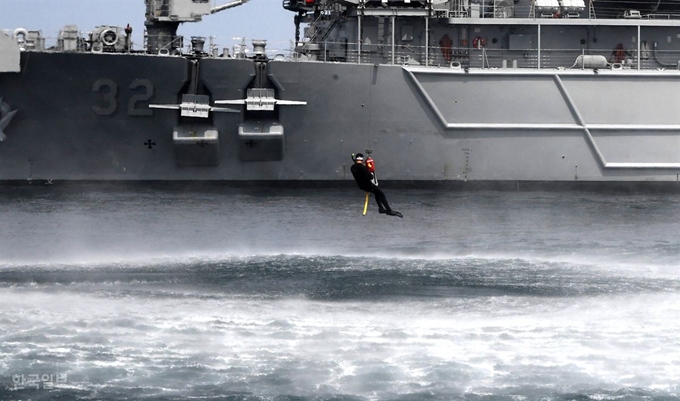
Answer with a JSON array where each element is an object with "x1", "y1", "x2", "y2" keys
[{"x1": 303, "y1": 2, "x2": 342, "y2": 45}]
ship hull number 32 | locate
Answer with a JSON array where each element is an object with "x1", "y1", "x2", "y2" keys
[{"x1": 92, "y1": 78, "x2": 154, "y2": 116}]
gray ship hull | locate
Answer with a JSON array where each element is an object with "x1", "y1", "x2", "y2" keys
[
  {"x1": 0, "y1": 51, "x2": 190, "y2": 180},
  {"x1": 264, "y1": 61, "x2": 680, "y2": 182},
  {"x1": 2, "y1": 51, "x2": 680, "y2": 184}
]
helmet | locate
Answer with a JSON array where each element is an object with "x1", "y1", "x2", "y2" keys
[{"x1": 354, "y1": 153, "x2": 364, "y2": 161}]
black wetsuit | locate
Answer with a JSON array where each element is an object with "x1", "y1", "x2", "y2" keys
[{"x1": 351, "y1": 162, "x2": 392, "y2": 212}]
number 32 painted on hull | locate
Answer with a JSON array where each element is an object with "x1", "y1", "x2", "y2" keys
[{"x1": 92, "y1": 78, "x2": 154, "y2": 116}]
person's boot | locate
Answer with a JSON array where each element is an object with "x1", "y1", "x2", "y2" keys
[{"x1": 386, "y1": 210, "x2": 403, "y2": 218}]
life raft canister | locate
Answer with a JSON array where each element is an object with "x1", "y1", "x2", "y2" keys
[{"x1": 366, "y1": 156, "x2": 375, "y2": 173}]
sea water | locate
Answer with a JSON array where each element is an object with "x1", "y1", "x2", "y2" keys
[{"x1": 1, "y1": 186, "x2": 679, "y2": 400}]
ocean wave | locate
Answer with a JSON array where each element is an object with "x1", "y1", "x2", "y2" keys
[{"x1": 1, "y1": 253, "x2": 678, "y2": 300}]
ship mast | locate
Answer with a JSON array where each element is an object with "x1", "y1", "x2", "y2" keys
[{"x1": 144, "y1": 0, "x2": 249, "y2": 54}]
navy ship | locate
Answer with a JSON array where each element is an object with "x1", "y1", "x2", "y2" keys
[{"x1": 2, "y1": 0, "x2": 680, "y2": 185}]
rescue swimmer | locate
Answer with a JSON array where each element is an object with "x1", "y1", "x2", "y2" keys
[{"x1": 350, "y1": 152, "x2": 403, "y2": 218}]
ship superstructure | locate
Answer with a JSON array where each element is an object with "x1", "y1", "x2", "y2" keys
[{"x1": 2, "y1": 0, "x2": 680, "y2": 184}]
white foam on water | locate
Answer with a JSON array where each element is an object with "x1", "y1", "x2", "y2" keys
[
  {"x1": 2, "y1": 189, "x2": 680, "y2": 398},
  {"x1": 2, "y1": 282, "x2": 680, "y2": 398}
]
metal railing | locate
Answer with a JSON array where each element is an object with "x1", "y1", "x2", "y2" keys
[{"x1": 293, "y1": 41, "x2": 680, "y2": 71}]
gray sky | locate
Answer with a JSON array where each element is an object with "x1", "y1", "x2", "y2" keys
[{"x1": 0, "y1": 0, "x2": 295, "y2": 53}]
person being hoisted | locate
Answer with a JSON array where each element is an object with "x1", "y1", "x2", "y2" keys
[{"x1": 350, "y1": 152, "x2": 403, "y2": 218}]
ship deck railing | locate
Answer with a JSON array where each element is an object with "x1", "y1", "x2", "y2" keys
[
  {"x1": 294, "y1": 41, "x2": 680, "y2": 71},
  {"x1": 397, "y1": 3, "x2": 680, "y2": 21}
]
